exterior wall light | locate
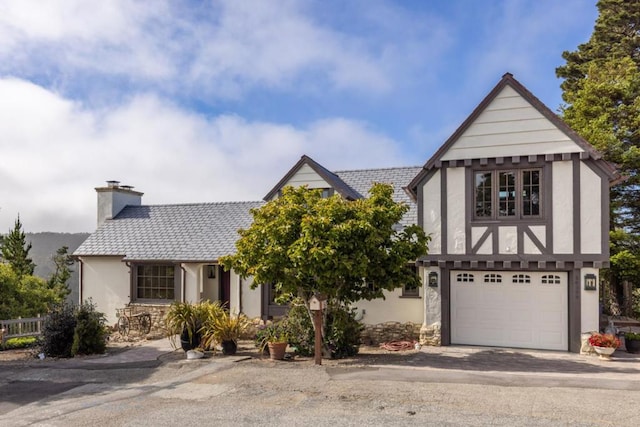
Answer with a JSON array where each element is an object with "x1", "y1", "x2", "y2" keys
[
  {"x1": 428, "y1": 271, "x2": 439, "y2": 287},
  {"x1": 584, "y1": 273, "x2": 597, "y2": 291},
  {"x1": 208, "y1": 265, "x2": 217, "y2": 279}
]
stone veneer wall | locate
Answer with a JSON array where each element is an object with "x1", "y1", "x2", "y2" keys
[
  {"x1": 420, "y1": 323, "x2": 441, "y2": 346},
  {"x1": 125, "y1": 303, "x2": 171, "y2": 333},
  {"x1": 360, "y1": 321, "x2": 422, "y2": 345}
]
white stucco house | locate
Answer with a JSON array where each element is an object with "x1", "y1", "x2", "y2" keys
[{"x1": 74, "y1": 73, "x2": 619, "y2": 352}]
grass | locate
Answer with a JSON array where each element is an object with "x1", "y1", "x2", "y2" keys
[{"x1": 2, "y1": 336, "x2": 38, "y2": 350}]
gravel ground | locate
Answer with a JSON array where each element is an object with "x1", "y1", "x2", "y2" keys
[{"x1": 2, "y1": 338, "x2": 639, "y2": 426}]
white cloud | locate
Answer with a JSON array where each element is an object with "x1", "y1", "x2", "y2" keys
[{"x1": 0, "y1": 78, "x2": 406, "y2": 232}]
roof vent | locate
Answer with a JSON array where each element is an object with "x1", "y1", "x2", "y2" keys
[
  {"x1": 106, "y1": 180, "x2": 120, "y2": 188},
  {"x1": 120, "y1": 185, "x2": 134, "y2": 191}
]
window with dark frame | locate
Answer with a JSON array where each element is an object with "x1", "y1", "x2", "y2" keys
[
  {"x1": 474, "y1": 168, "x2": 542, "y2": 220},
  {"x1": 136, "y1": 265, "x2": 175, "y2": 300},
  {"x1": 402, "y1": 265, "x2": 420, "y2": 297}
]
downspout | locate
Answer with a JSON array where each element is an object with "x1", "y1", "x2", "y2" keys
[
  {"x1": 125, "y1": 261, "x2": 132, "y2": 301},
  {"x1": 238, "y1": 276, "x2": 243, "y2": 314},
  {"x1": 78, "y1": 259, "x2": 83, "y2": 304},
  {"x1": 180, "y1": 264, "x2": 186, "y2": 303}
]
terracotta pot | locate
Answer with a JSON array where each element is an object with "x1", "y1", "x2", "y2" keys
[{"x1": 268, "y1": 342, "x2": 287, "y2": 360}]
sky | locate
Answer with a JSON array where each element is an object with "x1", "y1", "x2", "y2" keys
[{"x1": 0, "y1": 0, "x2": 599, "y2": 233}]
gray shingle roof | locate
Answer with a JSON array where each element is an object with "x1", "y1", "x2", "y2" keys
[
  {"x1": 74, "y1": 166, "x2": 422, "y2": 261},
  {"x1": 336, "y1": 166, "x2": 422, "y2": 227},
  {"x1": 74, "y1": 201, "x2": 264, "y2": 261}
]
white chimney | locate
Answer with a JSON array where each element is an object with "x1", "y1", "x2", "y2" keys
[{"x1": 95, "y1": 180, "x2": 143, "y2": 227}]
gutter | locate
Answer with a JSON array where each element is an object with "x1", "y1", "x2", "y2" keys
[{"x1": 180, "y1": 264, "x2": 186, "y2": 303}]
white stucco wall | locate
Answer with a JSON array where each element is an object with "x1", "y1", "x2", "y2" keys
[
  {"x1": 354, "y1": 287, "x2": 423, "y2": 325},
  {"x1": 553, "y1": 161, "x2": 574, "y2": 254},
  {"x1": 580, "y1": 163, "x2": 602, "y2": 254},
  {"x1": 446, "y1": 167, "x2": 465, "y2": 254},
  {"x1": 240, "y1": 277, "x2": 262, "y2": 319},
  {"x1": 181, "y1": 264, "x2": 200, "y2": 304},
  {"x1": 498, "y1": 226, "x2": 517, "y2": 254},
  {"x1": 580, "y1": 267, "x2": 600, "y2": 334},
  {"x1": 80, "y1": 257, "x2": 130, "y2": 325},
  {"x1": 422, "y1": 170, "x2": 441, "y2": 254}
]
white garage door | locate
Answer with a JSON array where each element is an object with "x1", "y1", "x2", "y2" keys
[{"x1": 451, "y1": 271, "x2": 568, "y2": 351}]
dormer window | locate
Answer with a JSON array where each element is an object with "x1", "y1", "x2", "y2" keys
[
  {"x1": 320, "y1": 188, "x2": 334, "y2": 198},
  {"x1": 474, "y1": 169, "x2": 541, "y2": 220}
]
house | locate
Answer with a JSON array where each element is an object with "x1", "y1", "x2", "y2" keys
[
  {"x1": 74, "y1": 164, "x2": 424, "y2": 336},
  {"x1": 74, "y1": 73, "x2": 618, "y2": 352},
  {"x1": 408, "y1": 73, "x2": 619, "y2": 352}
]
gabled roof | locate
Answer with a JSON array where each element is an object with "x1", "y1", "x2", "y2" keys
[
  {"x1": 74, "y1": 201, "x2": 264, "y2": 262},
  {"x1": 408, "y1": 73, "x2": 620, "y2": 195},
  {"x1": 263, "y1": 155, "x2": 362, "y2": 201},
  {"x1": 336, "y1": 166, "x2": 422, "y2": 227}
]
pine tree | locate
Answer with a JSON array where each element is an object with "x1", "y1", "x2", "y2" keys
[
  {"x1": 2, "y1": 216, "x2": 36, "y2": 278},
  {"x1": 47, "y1": 246, "x2": 73, "y2": 300},
  {"x1": 556, "y1": 0, "x2": 640, "y2": 314}
]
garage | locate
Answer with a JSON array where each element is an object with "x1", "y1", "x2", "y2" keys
[{"x1": 450, "y1": 271, "x2": 568, "y2": 351}]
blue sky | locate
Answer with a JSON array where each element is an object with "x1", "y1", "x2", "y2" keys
[{"x1": 0, "y1": 0, "x2": 598, "y2": 232}]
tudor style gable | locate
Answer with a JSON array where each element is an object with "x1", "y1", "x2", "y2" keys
[{"x1": 409, "y1": 73, "x2": 620, "y2": 269}]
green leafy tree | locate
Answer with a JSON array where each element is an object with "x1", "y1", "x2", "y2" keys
[
  {"x1": 222, "y1": 184, "x2": 429, "y2": 354},
  {"x1": 47, "y1": 246, "x2": 73, "y2": 300},
  {"x1": 0, "y1": 264, "x2": 59, "y2": 319},
  {"x1": 1, "y1": 216, "x2": 35, "y2": 278},
  {"x1": 222, "y1": 184, "x2": 429, "y2": 304},
  {"x1": 556, "y1": 0, "x2": 640, "y2": 313}
]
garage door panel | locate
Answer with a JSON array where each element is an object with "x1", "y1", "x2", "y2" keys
[{"x1": 451, "y1": 270, "x2": 568, "y2": 351}]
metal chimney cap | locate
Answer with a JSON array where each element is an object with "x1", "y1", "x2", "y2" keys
[{"x1": 106, "y1": 180, "x2": 120, "y2": 188}]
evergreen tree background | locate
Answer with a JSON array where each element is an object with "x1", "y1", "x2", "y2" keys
[
  {"x1": 1, "y1": 216, "x2": 36, "y2": 278},
  {"x1": 556, "y1": 0, "x2": 640, "y2": 315}
]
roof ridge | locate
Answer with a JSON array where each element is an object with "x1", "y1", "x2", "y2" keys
[
  {"x1": 124, "y1": 200, "x2": 264, "y2": 208},
  {"x1": 334, "y1": 165, "x2": 422, "y2": 173}
]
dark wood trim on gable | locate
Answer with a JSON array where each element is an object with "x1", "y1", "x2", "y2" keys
[
  {"x1": 407, "y1": 73, "x2": 620, "y2": 197},
  {"x1": 441, "y1": 167, "x2": 448, "y2": 256},
  {"x1": 572, "y1": 157, "x2": 581, "y2": 255}
]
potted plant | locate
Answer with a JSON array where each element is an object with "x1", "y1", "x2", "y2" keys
[
  {"x1": 255, "y1": 321, "x2": 289, "y2": 360},
  {"x1": 624, "y1": 332, "x2": 640, "y2": 354},
  {"x1": 165, "y1": 301, "x2": 224, "y2": 352},
  {"x1": 200, "y1": 310, "x2": 251, "y2": 355},
  {"x1": 588, "y1": 332, "x2": 620, "y2": 360}
]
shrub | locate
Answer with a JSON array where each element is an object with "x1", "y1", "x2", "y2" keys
[
  {"x1": 324, "y1": 302, "x2": 363, "y2": 359},
  {"x1": 3, "y1": 336, "x2": 37, "y2": 350},
  {"x1": 71, "y1": 301, "x2": 108, "y2": 356},
  {"x1": 281, "y1": 298, "x2": 363, "y2": 359},
  {"x1": 40, "y1": 303, "x2": 76, "y2": 358},
  {"x1": 285, "y1": 300, "x2": 314, "y2": 356}
]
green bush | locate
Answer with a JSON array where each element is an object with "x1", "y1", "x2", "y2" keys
[
  {"x1": 40, "y1": 301, "x2": 108, "y2": 358},
  {"x1": 281, "y1": 298, "x2": 362, "y2": 359},
  {"x1": 285, "y1": 300, "x2": 314, "y2": 356},
  {"x1": 3, "y1": 336, "x2": 37, "y2": 350},
  {"x1": 324, "y1": 303, "x2": 363, "y2": 359},
  {"x1": 71, "y1": 301, "x2": 108, "y2": 356},
  {"x1": 40, "y1": 303, "x2": 76, "y2": 358}
]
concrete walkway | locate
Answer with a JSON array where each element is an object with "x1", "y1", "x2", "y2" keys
[{"x1": 329, "y1": 345, "x2": 640, "y2": 390}]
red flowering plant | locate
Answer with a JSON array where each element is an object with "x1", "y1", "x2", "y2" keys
[{"x1": 588, "y1": 333, "x2": 620, "y2": 348}]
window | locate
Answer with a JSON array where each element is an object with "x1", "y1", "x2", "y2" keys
[
  {"x1": 456, "y1": 273, "x2": 475, "y2": 282},
  {"x1": 320, "y1": 188, "x2": 334, "y2": 198},
  {"x1": 474, "y1": 169, "x2": 541, "y2": 219},
  {"x1": 541, "y1": 275, "x2": 561, "y2": 284},
  {"x1": 512, "y1": 274, "x2": 531, "y2": 284},
  {"x1": 484, "y1": 273, "x2": 502, "y2": 283},
  {"x1": 402, "y1": 266, "x2": 420, "y2": 297},
  {"x1": 136, "y1": 265, "x2": 175, "y2": 300}
]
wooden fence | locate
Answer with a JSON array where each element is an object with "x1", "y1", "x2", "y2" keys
[{"x1": 0, "y1": 315, "x2": 46, "y2": 344}]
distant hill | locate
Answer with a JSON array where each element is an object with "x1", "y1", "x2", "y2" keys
[{"x1": 26, "y1": 232, "x2": 90, "y2": 305}]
